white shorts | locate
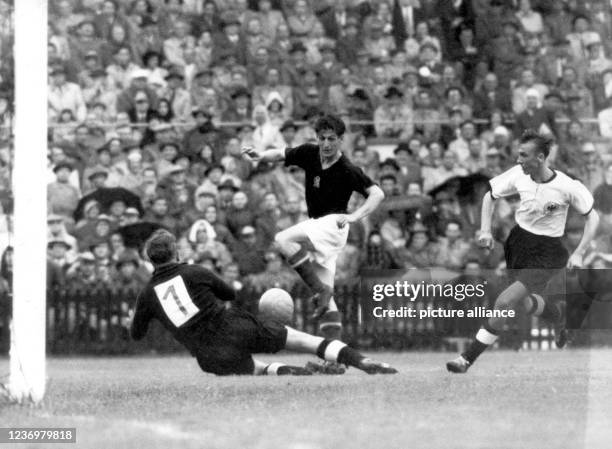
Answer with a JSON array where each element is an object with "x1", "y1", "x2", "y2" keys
[{"x1": 291, "y1": 214, "x2": 349, "y2": 273}]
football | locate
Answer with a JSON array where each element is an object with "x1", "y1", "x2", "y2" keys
[{"x1": 258, "y1": 288, "x2": 294, "y2": 324}]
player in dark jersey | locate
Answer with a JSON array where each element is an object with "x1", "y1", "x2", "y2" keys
[
  {"x1": 130, "y1": 229, "x2": 397, "y2": 376},
  {"x1": 447, "y1": 131, "x2": 599, "y2": 373},
  {"x1": 242, "y1": 114, "x2": 384, "y2": 373}
]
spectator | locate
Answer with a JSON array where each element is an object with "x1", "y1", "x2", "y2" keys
[
  {"x1": 48, "y1": 66, "x2": 87, "y2": 123},
  {"x1": 393, "y1": 221, "x2": 439, "y2": 269},
  {"x1": 374, "y1": 85, "x2": 414, "y2": 139},
  {"x1": 287, "y1": 0, "x2": 322, "y2": 39},
  {"x1": 516, "y1": 0, "x2": 543, "y2": 35},
  {"x1": 363, "y1": 17, "x2": 395, "y2": 60},
  {"x1": 473, "y1": 72, "x2": 511, "y2": 119},
  {"x1": 422, "y1": 152, "x2": 468, "y2": 200},
  {"x1": 188, "y1": 221, "x2": 233, "y2": 268},
  {"x1": 47, "y1": 162, "x2": 80, "y2": 220},
  {"x1": 222, "y1": 85, "x2": 253, "y2": 124},
  {"x1": 161, "y1": 68, "x2": 192, "y2": 122},
  {"x1": 557, "y1": 66, "x2": 594, "y2": 119},
  {"x1": 230, "y1": 225, "x2": 267, "y2": 275},
  {"x1": 412, "y1": 89, "x2": 441, "y2": 142},
  {"x1": 434, "y1": 220, "x2": 471, "y2": 271},
  {"x1": 212, "y1": 15, "x2": 247, "y2": 65},
  {"x1": 514, "y1": 88, "x2": 557, "y2": 137},
  {"x1": 251, "y1": 104, "x2": 285, "y2": 152},
  {"x1": 593, "y1": 162, "x2": 612, "y2": 232},
  {"x1": 106, "y1": 46, "x2": 142, "y2": 92},
  {"x1": 512, "y1": 68, "x2": 550, "y2": 115},
  {"x1": 448, "y1": 120, "x2": 478, "y2": 165},
  {"x1": 462, "y1": 138, "x2": 486, "y2": 173},
  {"x1": 225, "y1": 190, "x2": 256, "y2": 237},
  {"x1": 599, "y1": 97, "x2": 612, "y2": 138},
  {"x1": 254, "y1": 191, "x2": 282, "y2": 247},
  {"x1": 490, "y1": 19, "x2": 524, "y2": 88},
  {"x1": 256, "y1": 0, "x2": 287, "y2": 41},
  {"x1": 143, "y1": 196, "x2": 180, "y2": 234},
  {"x1": 335, "y1": 17, "x2": 363, "y2": 66},
  {"x1": 68, "y1": 19, "x2": 104, "y2": 72},
  {"x1": 245, "y1": 249, "x2": 298, "y2": 291},
  {"x1": 567, "y1": 14, "x2": 601, "y2": 62}
]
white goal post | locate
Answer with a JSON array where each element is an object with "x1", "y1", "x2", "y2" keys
[{"x1": 6, "y1": 0, "x2": 48, "y2": 404}]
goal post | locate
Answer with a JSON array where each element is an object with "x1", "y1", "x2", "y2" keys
[{"x1": 6, "y1": 0, "x2": 48, "y2": 404}]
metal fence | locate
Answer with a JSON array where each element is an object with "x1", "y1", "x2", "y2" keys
[{"x1": 0, "y1": 282, "x2": 555, "y2": 355}]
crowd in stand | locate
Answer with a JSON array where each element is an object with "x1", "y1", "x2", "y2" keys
[{"x1": 2, "y1": 0, "x2": 610, "y2": 305}]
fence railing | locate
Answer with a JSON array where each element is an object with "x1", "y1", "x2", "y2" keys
[{"x1": 0, "y1": 282, "x2": 556, "y2": 355}]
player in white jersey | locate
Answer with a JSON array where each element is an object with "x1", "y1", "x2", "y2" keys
[{"x1": 447, "y1": 130, "x2": 600, "y2": 373}]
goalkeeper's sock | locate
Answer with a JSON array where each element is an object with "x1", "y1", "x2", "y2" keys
[
  {"x1": 316, "y1": 339, "x2": 364, "y2": 368},
  {"x1": 462, "y1": 325, "x2": 499, "y2": 364}
]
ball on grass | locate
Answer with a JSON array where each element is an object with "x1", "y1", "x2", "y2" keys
[{"x1": 258, "y1": 288, "x2": 294, "y2": 324}]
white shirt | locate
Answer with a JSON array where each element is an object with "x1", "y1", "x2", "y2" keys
[
  {"x1": 490, "y1": 165, "x2": 593, "y2": 237},
  {"x1": 598, "y1": 107, "x2": 612, "y2": 138}
]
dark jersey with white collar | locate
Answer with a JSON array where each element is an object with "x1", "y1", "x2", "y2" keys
[{"x1": 284, "y1": 144, "x2": 374, "y2": 219}]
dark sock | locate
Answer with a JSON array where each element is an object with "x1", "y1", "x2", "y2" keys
[
  {"x1": 316, "y1": 339, "x2": 364, "y2": 367},
  {"x1": 289, "y1": 249, "x2": 332, "y2": 296},
  {"x1": 337, "y1": 347, "x2": 365, "y2": 367},
  {"x1": 462, "y1": 340, "x2": 488, "y2": 364},
  {"x1": 316, "y1": 339, "x2": 332, "y2": 359},
  {"x1": 462, "y1": 325, "x2": 499, "y2": 364}
]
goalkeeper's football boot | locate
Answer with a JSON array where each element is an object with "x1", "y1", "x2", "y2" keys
[
  {"x1": 357, "y1": 358, "x2": 398, "y2": 375},
  {"x1": 276, "y1": 365, "x2": 313, "y2": 376},
  {"x1": 446, "y1": 355, "x2": 471, "y2": 373},
  {"x1": 305, "y1": 360, "x2": 346, "y2": 375}
]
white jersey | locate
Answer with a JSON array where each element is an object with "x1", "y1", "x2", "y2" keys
[{"x1": 489, "y1": 165, "x2": 594, "y2": 237}]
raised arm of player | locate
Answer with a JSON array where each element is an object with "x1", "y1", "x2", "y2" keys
[
  {"x1": 241, "y1": 146, "x2": 286, "y2": 163},
  {"x1": 567, "y1": 209, "x2": 599, "y2": 269},
  {"x1": 477, "y1": 191, "x2": 495, "y2": 249},
  {"x1": 336, "y1": 185, "x2": 385, "y2": 228}
]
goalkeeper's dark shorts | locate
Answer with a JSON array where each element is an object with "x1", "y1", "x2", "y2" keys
[
  {"x1": 504, "y1": 225, "x2": 568, "y2": 294},
  {"x1": 189, "y1": 308, "x2": 287, "y2": 375}
]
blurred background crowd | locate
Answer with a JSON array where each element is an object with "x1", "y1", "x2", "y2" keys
[{"x1": 0, "y1": 0, "x2": 611, "y2": 300}]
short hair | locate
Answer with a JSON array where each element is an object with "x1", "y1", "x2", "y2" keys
[
  {"x1": 520, "y1": 129, "x2": 553, "y2": 157},
  {"x1": 145, "y1": 229, "x2": 177, "y2": 265},
  {"x1": 314, "y1": 114, "x2": 346, "y2": 137}
]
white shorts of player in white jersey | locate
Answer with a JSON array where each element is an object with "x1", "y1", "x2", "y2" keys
[{"x1": 292, "y1": 214, "x2": 350, "y2": 273}]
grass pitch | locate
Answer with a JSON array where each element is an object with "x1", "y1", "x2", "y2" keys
[{"x1": 1, "y1": 349, "x2": 611, "y2": 449}]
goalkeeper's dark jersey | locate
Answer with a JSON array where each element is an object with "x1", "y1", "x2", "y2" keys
[{"x1": 130, "y1": 262, "x2": 235, "y2": 350}]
